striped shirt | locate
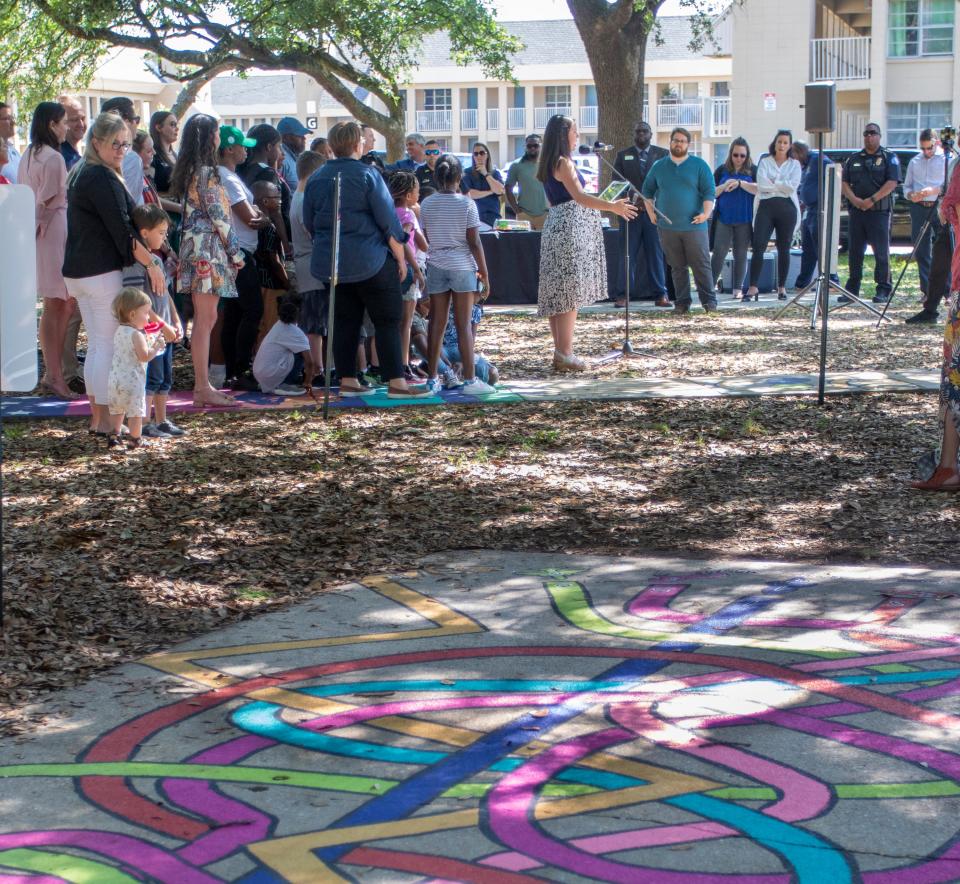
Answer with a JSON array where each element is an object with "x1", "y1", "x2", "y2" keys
[{"x1": 420, "y1": 192, "x2": 480, "y2": 272}]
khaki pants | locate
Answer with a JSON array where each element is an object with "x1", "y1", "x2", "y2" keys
[
  {"x1": 61, "y1": 306, "x2": 83, "y2": 381},
  {"x1": 518, "y1": 211, "x2": 547, "y2": 231}
]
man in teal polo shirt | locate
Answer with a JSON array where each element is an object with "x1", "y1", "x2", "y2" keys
[
  {"x1": 505, "y1": 135, "x2": 548, "y2": 229},
  {"x1": 642, "y1": 127, "x2": 718, "y2": 314}
]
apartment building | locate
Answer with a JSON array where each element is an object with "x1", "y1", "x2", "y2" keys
[
  {"x1": 728, "y1": 0, "x2": 960, "y2": 152},
  {"x1": 291, "y1": 16, "x2": 734, "y2": 168}
]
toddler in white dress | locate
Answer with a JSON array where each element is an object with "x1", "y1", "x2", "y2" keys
[{"x1": 107, "y1": 288, "x2": 166, "y2": 450}]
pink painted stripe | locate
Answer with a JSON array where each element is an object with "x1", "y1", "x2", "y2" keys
[
  {"x1": 626, "y1": 584, "x2": 699, "y2": 623},
  {"x1": 798, "y1": 647, "x2": 960, "y2": 671},
  {"x1": 0, "y1": 831, "x2": 218, "y2": 884}
]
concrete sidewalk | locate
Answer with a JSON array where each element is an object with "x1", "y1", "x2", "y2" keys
[{"x1": 2, "y1": 550, "x2": 959, "y2": 882}]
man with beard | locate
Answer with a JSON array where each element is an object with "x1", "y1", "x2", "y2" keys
[
  {"x1": 614, "y1": 120, "x2": 669, "y2": 306},
  {"x1": 505, "y1": 134, "x2": 548, "y2": 229},
  {"x1": 416, "y1": 139, "x2": 441, "y2": 199},
  {"x1": 641, "y1": 126, "x2": 717, "y2": 314}
]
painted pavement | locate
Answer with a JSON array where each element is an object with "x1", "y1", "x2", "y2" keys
[
  {"x1": 2, "y1": 551, "x2": 960, "y2": 882},
  {"x1": 0, "y1": 369, "x2": 940, "y2": 421}
]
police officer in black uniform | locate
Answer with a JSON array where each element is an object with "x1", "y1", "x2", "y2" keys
[
  {"x1": 613, "y1": 120, "x2": 670, "y2": 306},
  {"x1": 841, "y1": 122, "x2": 900, "y2": 303}
]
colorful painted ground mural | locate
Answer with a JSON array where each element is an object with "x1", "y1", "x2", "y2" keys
[{"x1": 1, "y1": 552, "x2": 958, "y2": 882}]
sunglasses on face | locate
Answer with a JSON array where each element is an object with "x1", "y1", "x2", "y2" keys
[
  {"x1": 425, "y1": 148, "x2": 440, "y2": 155},
  {"x1": 473, "y1": 150, "x2": 487, "y2": 156},
  {"x1": 731, "y1": 152, "x2": 747, "y2": 158},
  {"x1": 863, "y1": 130, "x2": 880, "y2": 137}
]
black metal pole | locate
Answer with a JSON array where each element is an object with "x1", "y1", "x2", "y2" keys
[
  {"x1": 322, "y1": 173, "x2": 342, "y2": 421},
  {"x1": 818, "y1": 132, "x2": 832, "y2": 405}
]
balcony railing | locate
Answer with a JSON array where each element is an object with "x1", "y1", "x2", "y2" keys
[
  {"x1": 415, "y1": 109, "x2": 452, "y2": 131},
  {"x1": 535, "y1": 106, "x2": 570, "y2": 129},
  {"x1": 580, "y1": 105, "x2": 598, "y2": 129},
  {"x1": 486, "y1": 107, "x2": 500, "y2": 130},
  {"x1": 703, "y1": 97, "x2": 731, "y2": 140},
  {"x1": 507, "y1": 107, "x2": 526, "y2": 130},
  {"x1": 642, "y1": 103, "x2": 649, "y2": 124},
  {"x1": 811, "y1": 36, "x2": 871, "y2": 81},
  {"x1": 656, "y1": 102, "x2": 703, "y2": 128},
  {"x1": 460, "y1": 108, "x2": 478, "y2": 131}
]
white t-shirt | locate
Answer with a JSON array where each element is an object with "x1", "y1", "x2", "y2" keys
[
  {"x1": 122, "y1": 150, "x2": 144, "y2": 206},
  {"x1": 420, "y1": 192, "x2": 479, "y2": 272},
  {"x1": 218, "y1": 165, "x2": 259, "y2": 252},
  {"x1": 1, "y1": 142, "x2": 20, "y2": 181},
  {"x1": 291, "y1": 190, "x2": 324, "y2": 292},
  {"x1": 253, "y1": 320, "x2": 310, "y2": 393}
]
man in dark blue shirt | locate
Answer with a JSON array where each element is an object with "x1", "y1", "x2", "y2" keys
[
  {"x1": 58, "y1": 95, "x2": 86, "y2": 171},
  {"x1": 791, "y1": 141, "x2": 835, "y2": 289}
]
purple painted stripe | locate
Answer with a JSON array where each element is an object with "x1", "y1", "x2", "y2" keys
[{"x1": 0, "y1": 831, "x2": 218, "y2": 884}]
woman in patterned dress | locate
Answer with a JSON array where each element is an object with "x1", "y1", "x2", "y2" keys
[
  {"x1": 536, "y1": 115, "x2": 636, "y2": 371},
  {"x1": 912, "y1": 160, "x2": 960, "y2": 491},
  {"x1": 170, "y1": 114, "x2": 244, "y2": 407}
]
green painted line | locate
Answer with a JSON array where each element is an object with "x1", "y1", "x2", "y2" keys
[
  {"x1": 546, "y1": 581, "x2": 848, "y2": 658},
  {"x1": 0, "y1": 762, "x2": 394, "y2": 794},
  {"x1": 868, "y1": 663, "x2": 917, "y2": 673},
  {"x1": 705, "y1": 787, "x2": 779, "y2": 800},
  {"x1": 443, "y1": 782, "x2": 598, "y2": 799},
  {"x1": 836, "y1": 781, "x2": 960, "y2": 799},
  {"x1": 0, "y1": 847, "x2": 140, "y2": 883}
]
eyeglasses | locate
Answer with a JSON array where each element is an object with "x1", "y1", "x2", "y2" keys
[
  {"x1": 863, "y1": 130, "x2": 880, "y2": 137},
  {"x1": 425, "y1": 148, "x2": 440, "y2": 155},
  {"x1": 111, "y1": 140, "x2": 132, "y2": 151},
  {"x1": 670, "y1": 139, "x2": 688, "y2": 145},
  {"x1": 473, "y1": 150, "x2": 487, "y2": 155},
  {"x1": 731, "y1": 152, "x2": 747, "y2": 158}
]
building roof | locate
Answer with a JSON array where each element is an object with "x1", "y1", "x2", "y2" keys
[
  {"x1": 211, "y1": 74, "x2": 297, "y2": 107},
  {"x1": 416, "y1": 15, "x2": 723, "y2": 68}
]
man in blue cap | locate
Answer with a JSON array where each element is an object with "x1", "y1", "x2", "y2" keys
[{"x1": 277, "y1": 116, "x2": 311, "y2": 189}]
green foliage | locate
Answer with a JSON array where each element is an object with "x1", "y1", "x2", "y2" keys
[{"x1": 0, "y1": 0, "x2": 103, "y2": 116}]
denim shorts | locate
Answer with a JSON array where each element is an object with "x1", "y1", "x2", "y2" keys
[
  {"x1": 145, "y1": 343, "x2": 174, "y2": 394},
  {"x1": 426, "y1": 263, "x2": 478, "y2": 295}
]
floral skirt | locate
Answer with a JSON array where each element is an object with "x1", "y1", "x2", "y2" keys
[
  {"x1": 177, "y1": 227, "x2": 238, "y2": 299},
  {"x1": 537, "y1": 201, "x2": 607, "y2": 317},
  {"x1": 941, "y1": 292, "x2": 960, "y2": 439}
]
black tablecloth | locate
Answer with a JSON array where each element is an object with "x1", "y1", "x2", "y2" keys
[{"x1": 481, "y1": 228, "x2": 622, "y2": 305}]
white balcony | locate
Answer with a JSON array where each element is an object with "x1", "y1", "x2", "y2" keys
[
  {"x1": 507, "y1": 107, "x2": 527, "y2": 131},
  {"x1": 486, "y1": 107, "x2": 500, "y2": 130},
  {"x1": 460, "y1": 108, "x2": 478, "y2": 131},
  {"x1": 415, "y1": 109, "x2": 452, "y2": 132},
  {"x1": 811, "y1": 36, "x2": 871, "y2": 81},
  {"x1": 580, "y1": 106, "x2": 599, "y2": 130},
  {"x1": 656, "y1": 102, "x2": 703, "y2": 129},
  {"x1": 703, "y1": 97, "x2": 731, "y2": 141},
  {"x1": 535, "y1": 106, "x2": 571, "y2": 129},
  {"x1": 642, "y1": 103, "x2": 650, "y2": 124}
]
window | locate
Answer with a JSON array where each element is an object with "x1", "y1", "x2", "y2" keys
[
  {"x1": 887, "y1": 101, "x2": 952, "y2": 145},
  {"x1": 511, "y1": 86, "x2": 525, "y2": 107},
  {"x1": 423, "y1": 89, "x2": 451, "y2": 111},
  {"x1": 463, "y1": 88, "x2": 478, "y2": 110},
  {"x1": 544, "y1": 86, "x2": 571, "y2": 108},
  {"x1": 660, "y1": 82, "x2": 699, "y2": 103},
  {"x1": 711, "y1": 81, "x2": 730, "y2": 98},
  {"x1": 584, "y1": 85, "x2": 598, "y2": 107},
  {"x1": 889, "y1": 0, "x2": 954, "y2": 57}
]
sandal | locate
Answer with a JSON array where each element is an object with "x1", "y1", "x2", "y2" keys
[
  {"x1": 124, "y1": 436, "x2": 146, "y2": 450},
  {"x1": 910, "y1": 466, "x2": 960, "y2": 492},
  {"x1": 105, "y1": 433, "x2": 124, "y2": 452},
  {"x1": 39, "y1": 381, "x2": 81, "y2": 401},
  {"x1": 193, "y1": 390, "x2": 239, "y2": 408}
]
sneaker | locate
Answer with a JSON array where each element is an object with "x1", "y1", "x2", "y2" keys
[
  {"x1": 905, "y1": 310, "x2": 939, "y2": 325},
  {"x1": 426, "y1": 377, "x2": 442, "y2": 395},
  {"x1": 673, "y1": 303, "x2": 690, "y2": 316},
  {"x1": 872, "y1": 293, "x2": 891, "y2": 304},
  {"x1": 702, "y1": 302, "x2": 718, "y2": 313},
  {"x1": 272, "y1": 384, "x2": 307, "y2": 396},
  {"x1": 230, "y1": 372, "x2": 260, "y2": 392},
  {"x1": 142, "y1": 422, "x2": 172, "y2": 439},
  {"x1": 836, "y1": 294, "x2": 854, "y2": 304},
  {"x1": 358, "y1": 371, "x2": 386, "y2": 389},
  {"x1": 386, "y1": 386, "x2": 434, "y2": 399},
  {"x1": 441, "y1": 374, "x2": 464, "y2": 390},
  {"x1": 156, "y1": 420, "x2": 185, "y2": 437},
  {"x1": 461, "y1": 378, "x2": 497, "y2": 395},
  {"x1": 361, "y1": 367, "x2": 384, "y2": 386}
]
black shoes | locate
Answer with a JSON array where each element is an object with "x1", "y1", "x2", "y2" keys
[{"x1": 905, "y1": 310, "x2": 939, "y2": 325}]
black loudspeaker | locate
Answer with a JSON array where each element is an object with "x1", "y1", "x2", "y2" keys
[{"x1": 805, "y1": 82, "x2": 836, "y2": 133}]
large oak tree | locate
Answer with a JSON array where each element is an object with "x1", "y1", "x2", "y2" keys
[{"x1": 24, "y1": 0, "x2": 521, "y2": 159}]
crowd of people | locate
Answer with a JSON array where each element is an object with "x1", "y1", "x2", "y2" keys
[{"x1": 0, "y1": 98, "x2": 957, "y2": 489}]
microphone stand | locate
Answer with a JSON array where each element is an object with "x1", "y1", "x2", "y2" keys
[{"x1": 588, "y1": 147, "x2": 665, "y2": 365}]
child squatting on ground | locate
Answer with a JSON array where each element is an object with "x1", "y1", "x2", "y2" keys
[
  {"x1": 122, "y1": 204, "x2": 186, "y2": 439},
  {"x1": 253, "y1": 294, "x2": 318, "y2": 398},
  {"x1": 106, "y1": 288, "x2": 168, "y2": 450}
]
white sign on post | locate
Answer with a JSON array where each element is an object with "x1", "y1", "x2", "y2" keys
[
  {"x1": 763, "y1": 92, "x2": 777, "y2": 112},
  {"x1": 0, "y1": 184, "x2": 39, "y2": 392}
]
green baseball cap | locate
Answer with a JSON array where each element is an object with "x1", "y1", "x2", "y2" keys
[{"x1": 220, "y1": 125, "x2": 257, "y2": 148}]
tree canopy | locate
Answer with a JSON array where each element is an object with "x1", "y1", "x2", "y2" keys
[{"x1": 23, "y1": 0, "x2": 522, "y2": 157}]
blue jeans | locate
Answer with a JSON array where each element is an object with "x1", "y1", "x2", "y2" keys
[
  {"x1": 145, "y1": 343, "x2": 173, "y2": 394},
  {"x1": 909, "y1": 201, "x2": 943, "y2": 295},
  {"x1": 617, "y1": 212, "x2": 666, "y2": 299},
  {"x1": 795, "y1": 207, "x2": 819, "y2": 288}
]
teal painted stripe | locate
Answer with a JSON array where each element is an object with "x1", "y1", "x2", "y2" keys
[
  {"x1": 836, "y1": 668, "x2": 960, "y2": 686},
  {"x1": 667, "y1": 794, "x2": 852, "y2": 883}
]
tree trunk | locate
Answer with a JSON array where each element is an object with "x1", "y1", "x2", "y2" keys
[
  {"x1": 383, "y1": 121, "x2": 405, "y2": 163},
  {"x1": 171, "y1": 64, "x2": 230, "y2": 120}
]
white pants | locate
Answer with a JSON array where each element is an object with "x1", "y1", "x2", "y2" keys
[{"x1": 65, "y1": 271, "x2": 122, "y2": 402}]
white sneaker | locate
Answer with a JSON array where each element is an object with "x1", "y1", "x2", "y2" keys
[
  {"x1": 461, "y1": 378, "x2": 497, "y2": 395},
  {"x1": 271, "y1": 384, "x2": 307, "y2": 396}
]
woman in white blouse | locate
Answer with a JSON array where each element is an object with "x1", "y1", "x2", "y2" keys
[{"x1": 743, "y1": 130, "x2": 801, "y2": 301}]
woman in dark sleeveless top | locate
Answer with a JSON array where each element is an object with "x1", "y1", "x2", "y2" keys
[{"x1": 536, "y1": 115, "x2": 636, "y2": 371}]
